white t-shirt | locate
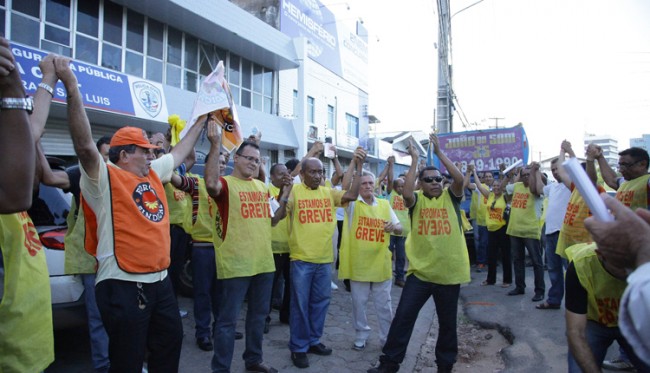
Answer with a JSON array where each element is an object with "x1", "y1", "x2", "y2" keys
[
  {"x1": 543, "y1": 182, "x2": 571, "y2": 234},
  {"x1": 619, "y1": 262, "x2": 650, "y2": 366}
]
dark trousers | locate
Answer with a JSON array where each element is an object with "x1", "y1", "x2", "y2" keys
[
  {"x1": 96, "y1": 277, "x2": 183, "y2": 373},
  {"x1": 268, "y1": 253, "x2": 290, "y2": 323},
  {"x1": 169, "y1": 225, "x2": 190, "y2": 295},
  {"x1": 389, "y1": 235, "x2": 407, "y2": 281},
  {"x1": 381, "y1": 274, "x2": 460, "y2": 370},
  {"x1": 486, "y1": 227, "x2": 512, "y2": 284},
  {"x1": 510, "y1": 236, "x2": 545, "y2": 295}
]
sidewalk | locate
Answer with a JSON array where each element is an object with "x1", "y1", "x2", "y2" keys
[{"x1": 178, "y1": 280, "x2": 434, "y2": 372}]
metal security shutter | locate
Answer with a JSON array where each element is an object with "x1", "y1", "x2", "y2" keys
[{"x1": 40, "y1": 120, "x2": 121, "y2": 156}]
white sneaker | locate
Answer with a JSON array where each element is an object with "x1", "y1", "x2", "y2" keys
[
  {"x1": 179, "y1": 309, "x2": 188, "y2": 318},
  {"x1": 331, "y1": 281, "x2": 339, "y2": 290},
  {"x1": 352, "y1": 340, "x2": 366, "y2": 351},
  {"x1": 602, "y1": 358, "x2": 635, "y2": 371}
]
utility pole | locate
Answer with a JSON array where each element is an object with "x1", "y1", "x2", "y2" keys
[
  {"x1": 489, "y1": 117, "x2": 505, "y2": 129},
  {"x1": 436, "y1": 0, "x2": 451, "y2": 134}
]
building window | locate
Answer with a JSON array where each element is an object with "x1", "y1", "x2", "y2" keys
[
  {"x1": 307, "y1": 96, "x2": 315, "y2": 123},
  {"x1": 124, "y1": 9, "x2": 144, "y2": 77},
  {"x1": 327, "y1": 105, "x2": 335, "y2": 129},
  {"x1": 75, "y1": 0, "x2": 100, "y2": 64},
  {"x1": 293, "y1": 90, "x2": 298, "y2": 117},
  {"x1": 346, "y1": 113, "x2": 359, "y2": 137},
  {"x1": 42, "y1": 0, "x2": 72, "y2": 56}
]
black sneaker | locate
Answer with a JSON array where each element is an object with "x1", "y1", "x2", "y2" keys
[
  {"x1": 263, "y1": 319, "x2": 270, "y2": 334},
  {"x1": 308, "y1": 342, "x2": 332, "y2": 355},
  {"x1": 291, "y1": 352, "x2": 309, "y2": 369},
  {"x1": 367, "y1": 360, "x2": 400, "y2": 373},
  {"x1": 196, "y1": 337, "x2": 213, "y2": 351}
]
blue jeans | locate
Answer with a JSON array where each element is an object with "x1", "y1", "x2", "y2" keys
[
  {"x1": 476, "y1": 225, "x2": 489, "y2": 265},
  {"x1": 289, "y1": 260, "x2": 332, "y2": 352},
  {"x1": 389, "y1": 236, "x2": 406, "y2": 281},
  {"x1": 545, "y1": 232, "x2": 567, "y2": 306},
  {"x1": 211, "y1": 272, "x2": 273, "y2": 373},
  {"x1": 568, "y1": 320, "x2": 648, "y2": 372},
  {"x1": 192, "y1": 243, "x2": 219, "y2": 339},
  {"x1": 82, "y1": 274, "x2": 109, "y2": 372},
  {"x1": 510, "y1": 236, "x2": 545, "y2": 296},
  {"x1": 380, "y1": 274, "x2": 460, "y2": 370}
]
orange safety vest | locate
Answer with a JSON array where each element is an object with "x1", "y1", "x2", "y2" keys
[{"x1": 83, "y1": 165, "x2": 171, "y2": 273}]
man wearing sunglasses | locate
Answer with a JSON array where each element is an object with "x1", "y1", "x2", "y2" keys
[
  {"x1": 597, "y1": 146, "x2": 650, "y2": 211},
  {"x1": 369, "y1": 134, "x2": 469, "y2": 373}
]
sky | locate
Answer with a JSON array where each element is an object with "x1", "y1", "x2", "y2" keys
[{"x1": 325, "y1": 0, "x2": 650, "y2": 162}]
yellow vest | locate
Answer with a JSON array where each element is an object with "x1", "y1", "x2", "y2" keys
[
  {"x1": 270, "y1": 184, "x2": 289, "y2": 254},
  {"x1": 616, "y1": 174, "x2": 650, "y2": 210},
  {"x1": 213, "y1": 176, "x2": 274, "y2": 279},
  {"x1": 288, "y1": 184, "x2": 343, "y2": 263},
  {"x1": 506, "y1": 183, "x2": 541, "y2": 239},
  {"x1": 339, "y1": 199, "x2": 392, "y2": 282},
  {"x1": 486, "y1": 193, "x2": 507, "y2": 232},
  {"x1": 164, "y1": 180, "x2": 192, "y2": 231},
  {"x1": 64, "y1": 198, "x2": 97, "y2": 274},
  {"x1": 476, "y1": 184, "x2": 489, "y2": 226},
  {"x1": 406, "y1": 190, "x2": 470, "y2": 284},
  {"x1": 557, "y1": 187, "x2": 594, "y2": 258},
  {"x1": 567, "y1": 243, "x2": 627, "y2": 327},
  {"x1": 0, "y1": 212, "x2": 54, "y2": 372},
  {"x1": 191, "y1": 177, "x2": 215, "y2": 243},
  {"x1": 389, "y1": 190, "x2": 410, "y2": 237}
]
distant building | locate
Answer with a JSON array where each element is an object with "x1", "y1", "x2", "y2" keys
[
  {"x1": 584, "y1": 134, "x2": 618, "y2": 171},
  {"x1": 630, "y1": 134, "x2": 650, "y2": 151}
]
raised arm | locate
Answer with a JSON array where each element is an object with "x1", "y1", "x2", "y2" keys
[
  {"x1": 330, "y1": 146, "x2": 344, "y2": 186},
  {"x1": 37, "y1": 145, "x2": 70, "y2": 189},
  {"x1": 30, "y1": 54, "x2": 58, "y2": 142},
  {"x1": 557, "y1": 140, "x2": 574, "y2": 189},
  {"x1": 472, "y1": 166, "x2": 489, "y2": 198},
  {"x1": 341, "y1": 147, "x2": 367, "y2": 203},
  {"x1": 528, "y1": 162, "x2": 544, "y2": 197},
  {"x1": 402, "y1": 139, "x2": 420, "y2": 208},
  {"x1": 55, "y1": 57, "x2": 101, "y2": 180},
  {"x1": 291, "y1": 141, "x2": 324, "y2": 178},
  {"x1": 271, "y1": 173, "x2": 293, "y2": 226},
  {"x1": 431, "y1": 133, "x2": 463, "y2": 197},
  {"x1": 584, "y1": 144, "x2": 599, "y2": 187},
  {"x1": 0, "y1": 37, "x2": 35, "y2": 212},
  {"x1": 595, "y1": 145, "x2": 618, "y2": 190},
  {"x1": 386, "y1": 156, "x2": 395, "y2": 194},
  {"x1": 204, "y1": 119, "x2": 223, "y2": 198},
  {"x1": 341, "y1": 156, "x2": 356, "y2": 190},
  {"x1": 169, "y1": 115, "x2": 204, "y2": 170}
]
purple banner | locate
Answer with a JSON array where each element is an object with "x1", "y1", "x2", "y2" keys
[{"x1": 434, "y1": 125, "x2": 529, "y2": 173}]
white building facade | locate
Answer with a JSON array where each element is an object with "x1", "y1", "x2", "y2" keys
[{"x1": 584, "y1": 134, "x2": 618, "y2": 171}]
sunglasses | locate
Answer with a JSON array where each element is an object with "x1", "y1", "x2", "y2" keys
[{"x1": 421, "y1": 176, "x2": 444, "y2": 183}]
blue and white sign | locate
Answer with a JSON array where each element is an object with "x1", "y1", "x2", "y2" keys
[
  {"x1": 12, "y1": 43, "x2": 168, "y2": 122},
  {"x1": 281, "y1": 0, "x2": 368, "y2": 91}
]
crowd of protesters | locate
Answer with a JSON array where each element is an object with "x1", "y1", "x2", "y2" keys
[{"x1": 1, "y1": 41, "x2": 649, "y2": 373}]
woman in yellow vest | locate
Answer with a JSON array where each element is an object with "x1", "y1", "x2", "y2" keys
[
  {"x1": 339, "y1": 170, "x2": 402, "y2": 350},
  {"x1": 564, "y1": 243, "x2": 648, "y2": 372},
  {"x1": 370, "y1": 135, "x2": 470, "y2": 373},
  {"x1": 476, "y1": 178, "x2": 512, "y2": 287}
]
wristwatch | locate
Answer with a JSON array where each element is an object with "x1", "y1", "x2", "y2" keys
[{"x1": 0, "y1": 97, "x2": 34, "y2": 114}]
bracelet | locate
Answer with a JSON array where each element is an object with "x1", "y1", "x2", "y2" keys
[{"x1": 38, "y1": 82, "x2": 54, "y2": 96}]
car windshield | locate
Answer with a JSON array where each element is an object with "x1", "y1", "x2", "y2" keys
[{"x1": 28, "y1": 184, "x2": 72, "y2": 227}]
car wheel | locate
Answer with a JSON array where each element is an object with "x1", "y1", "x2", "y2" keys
[{"x1": 178, "y1": 259, "x2": 194, "y2": 298}]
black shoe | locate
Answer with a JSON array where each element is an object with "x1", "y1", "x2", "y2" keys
[
  {"x1": 308, "y1": 342, "x2": 332, "y2": 355},
  {"x1": 291, "y1": 352, "x2": 309, "y2": 368},
  {"x1": 394, "y1": 280, "x2": 405, "y2": 288},
  {"x1": 531, "y1": 294, "x2": 544, "y2": 302},
  {"x1": 344, "y1": 279, "x2": 351, "y2": 292},
  {"x1": 235, "y1": 331, "x2": 243, "y2": 340},
  {"x1": 507, "y1": 288, "x2": 524, "y2": 296},
  {"x1": 264, "y1": 319, "x2": 270, "y2": 334},
  {"x1": 196, "y1": 337, "x2": 213, "y2": 351},
  {"x1": 367, "y1": 360, "x2": 400, "y2": 373},
  {"x1": 279, "y1": 316, "x2": 289, "y2": 325},
  {"x1": 437, "y1": 366, "x2": 453, "y2": 373},
  {"x1": 246, "y1": 361, "x2": 278, "y2": 373}
]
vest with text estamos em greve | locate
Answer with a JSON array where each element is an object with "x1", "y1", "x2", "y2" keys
[
  {"x1": 83, "y1": 164, "x2": 170, "y2": 273},
  {"x1": 389, "y1": 190, "x2": 410, "y2": 237},
  {"x1": 213, "y1": 176, "x2": 274, "y2": 279},
  {"x1": 0, "y1": 212, "x2": 54, "y2": 373},
  {"x1": 616, "y1": 174, "x2": 650, "y2": 210},
  {"x1": 339, "y1": 199, "x2": 392, "y2": 282},
  {"x1": 406, "y1": 189, "x2": 470, "y2": 285},
  {"x1": 485, "y1": 192, "x2": 507, "y2": 232},
  {"x1": 506, "y1": 182, "x2": 541, "y2": 239},
  {"x1": 566, "y1": 243, "x2": 627, "y2": 327},
  {"x1": 556, "y1": 184, "x2": 605, "y2": 259}
]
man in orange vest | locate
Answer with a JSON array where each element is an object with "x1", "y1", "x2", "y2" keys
[{"x1": 56, "y1": 56, "x2": 203, "y2": 373}]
